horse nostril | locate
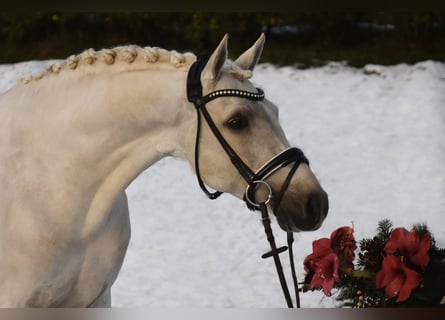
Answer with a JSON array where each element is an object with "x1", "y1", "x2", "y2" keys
[
  {"x1": 306, "y1": 194, "x2": 320, "y2": 215},
  {"x1": 307, "y1": 190, "x2": 329, "y2": 223},
  {"x1": 306, "y1": 192, "x2": 323, "y2": 222}
]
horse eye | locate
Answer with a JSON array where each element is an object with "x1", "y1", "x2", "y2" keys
[{"x1": 226, "y1": 114, "x2": 249, "y2": 131}]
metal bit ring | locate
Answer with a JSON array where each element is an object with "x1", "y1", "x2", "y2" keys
[{"x1": 245, "y1": 180, "x2": 273, "y2": 208}]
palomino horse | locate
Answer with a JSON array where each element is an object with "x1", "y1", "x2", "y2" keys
[{"x1": 0, "y1": 34, "x2": 328, "y2": 307}]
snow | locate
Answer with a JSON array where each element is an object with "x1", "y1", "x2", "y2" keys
[{"x1": 0, "y1": 59, "x2": 444, "y2": 308}]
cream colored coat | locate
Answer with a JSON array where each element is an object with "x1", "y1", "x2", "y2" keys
[{"x1": 0, "y1": 34, "x2": 328, "y2": 307}]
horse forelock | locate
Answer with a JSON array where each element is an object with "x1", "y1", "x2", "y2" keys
[{"x1": 19, "y1": 45, "x2": 197, "y2": 84}]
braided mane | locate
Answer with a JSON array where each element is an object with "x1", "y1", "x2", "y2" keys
[
  {"x1": 19, "y1": 45, "x2": 197, "y2": 84},
  {"x1": 19, "y1": 44, "x2": 253, "y2": 84}
]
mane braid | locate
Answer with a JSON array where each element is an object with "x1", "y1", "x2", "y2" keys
[{"x1": 19, "y1": 45, "x2": 197, "y2": 84}]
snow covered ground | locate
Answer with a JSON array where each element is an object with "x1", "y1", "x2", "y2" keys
[{"x1": 0, "y1": 59, "x2": 444, "y2": 308}]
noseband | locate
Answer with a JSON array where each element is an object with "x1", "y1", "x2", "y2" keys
[{"x1": 187, "y1": 54, "x2": 309, "y2": 308}]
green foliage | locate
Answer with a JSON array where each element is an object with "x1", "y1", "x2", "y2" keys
[
  {"x1": 357, "y1": 219, "x2": 393, "y2": 273},
  {"x1": 336, "y1": 220, "x2": 394, "y2": 307},
  {"x1": 334, "y1": 220, "x2": 445, "y2": 308},
  {"x1": 1, "y1": 13, "x2": 444, "y2": 66}
]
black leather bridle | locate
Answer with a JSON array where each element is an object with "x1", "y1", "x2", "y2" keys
[{"x1": 186, "y1": 54, "x2": 309, "y2": 308}]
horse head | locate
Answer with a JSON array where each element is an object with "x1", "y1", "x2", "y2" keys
[{"x1": 185, "y1": 34, "x2": 329, "y2": 232}]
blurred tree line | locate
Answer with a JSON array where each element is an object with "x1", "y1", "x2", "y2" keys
[{"x1": 0, "y1": 12, "x2": 444, "y2": 67}]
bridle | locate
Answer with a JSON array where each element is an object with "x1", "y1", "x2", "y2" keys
[{"x1": 187, "y1": 54, "x2": 309, "y2": 308}]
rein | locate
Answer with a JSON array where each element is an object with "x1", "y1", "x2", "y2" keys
[{"x1": 187, "y1": 54, "x2": 309, "y2": 308}]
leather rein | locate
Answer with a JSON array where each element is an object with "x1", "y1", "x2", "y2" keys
[{"x1": 186, "y1": 54, "x2": 309, "y2": 308}]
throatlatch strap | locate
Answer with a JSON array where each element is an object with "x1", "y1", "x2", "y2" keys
[
  {"x1": 187, "y1": 54, "x2": 223, "y2": 199},
  {"x1": 194, "y1": 108, "x2": 223, "y2": 199}
]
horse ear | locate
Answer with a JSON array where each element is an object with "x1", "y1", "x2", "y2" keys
[
  {"x1": 202, "y1": 34, "x2": 228, "y2": 82},
  {"x1": 234, "y1": 33, "x2": 265, "y2": 71}
]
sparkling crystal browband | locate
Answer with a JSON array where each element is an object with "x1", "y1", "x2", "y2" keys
[{"x1": 201, "y1": 88, "x2": 265, "y2": 105}]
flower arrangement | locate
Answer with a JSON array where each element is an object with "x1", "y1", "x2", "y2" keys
[{"x1": 302, "y1": 219, "x2": 445, "y2": 307}]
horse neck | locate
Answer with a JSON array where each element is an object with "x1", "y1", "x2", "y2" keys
[
  {"x1": 83, "y1": 67, "x2": 193, "y2": 203},
  {"x1": 9, "y1": 64, "x2": 194, "y2": 237}
]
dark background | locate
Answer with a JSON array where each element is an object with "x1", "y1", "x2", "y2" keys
[{"x1": 1, "y1": 12, "x2": 444, "y2": 67}]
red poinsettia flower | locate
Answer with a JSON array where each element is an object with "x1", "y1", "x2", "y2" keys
[
  {"x1": 330, "y1": 226, "x2": 357, "y2": 270},
  {"x1": 304, "y1": 238, "x2": 340, "y2": 296},
  {"x1": 376, "y1": 255, "x2": 422, "y2": 302},
  {"x1": 384, "y1": 227, "x2": 432, "y2": 269}
]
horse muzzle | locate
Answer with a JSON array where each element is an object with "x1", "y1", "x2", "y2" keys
[
  {"x1": 273, "y1": 186, "x2": 329, "y2": 232},
  {"x1": 243, "y1": 147, "x2": 329, "y2": 232}
]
